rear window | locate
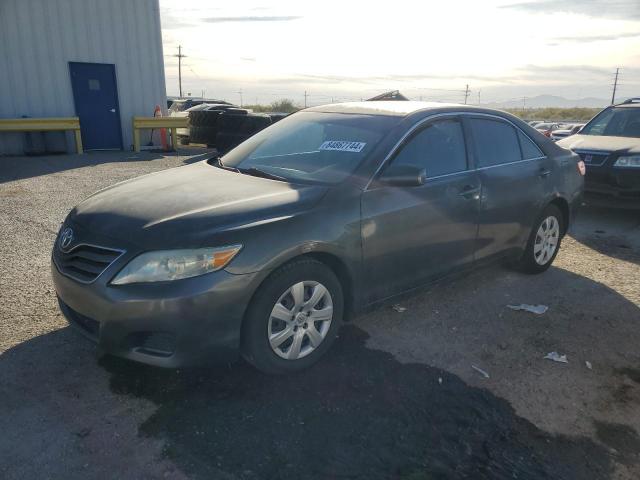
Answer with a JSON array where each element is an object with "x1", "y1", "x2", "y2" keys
[
  {"x1": 469, "y1": 118, "x2": 521, "y2": 167},
  {"x1": 518, "y1": 130, "x2": 543, "y2": 159}
]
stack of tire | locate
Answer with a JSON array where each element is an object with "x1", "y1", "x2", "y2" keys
[
  {"x1": 267, "y1": 113, "x2": 289, "y2": 124},
  {"x1": 215, "y1": 112, "x2": 273, "y2": 153},
  {"x1": 188, "y1": 105, "x2": 240, "y2": 147}
]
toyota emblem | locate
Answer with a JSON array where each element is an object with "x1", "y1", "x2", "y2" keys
[{"x1": 59, "y1": 227, "x2": 74, "y2": 252}]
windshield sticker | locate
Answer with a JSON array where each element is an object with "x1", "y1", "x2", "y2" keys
[{"x1": 319, "y1": 141, "x2": 366, "y2": 153}]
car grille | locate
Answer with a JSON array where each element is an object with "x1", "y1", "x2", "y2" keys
[
  {"x1": 575, "y1": 151, "x2": 609, "y2": 166},
  {"x1": 53, "y1": 243, "x2": 124, "y2": 283}
]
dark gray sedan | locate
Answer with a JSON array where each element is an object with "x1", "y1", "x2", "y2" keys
[{"x1": 52, "y1": 102, "x2": 584, "y2": 374}]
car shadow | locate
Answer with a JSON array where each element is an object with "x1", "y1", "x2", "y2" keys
[
  {"x1": 97, "y1": 324, "x2": 621, "y2": 480},
  {"x1": 2, "y1": 267, "x2": 640, "y2": 479},
  {"x1": 0, "y1": 147, "x2": 215, "y2": 184},
  {"x1": 570, "y1": 204, "x2": 640, "y2": 265}
]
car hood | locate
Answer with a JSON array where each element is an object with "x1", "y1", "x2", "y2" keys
[
  {"x1": 557, "y1": 134, "x2": 640, "y2": 154},
  {"x1": 68, "y1": 161, "x2": 328, "y2": 249}
]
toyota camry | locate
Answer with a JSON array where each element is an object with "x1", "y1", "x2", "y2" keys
[{"x1": 52, "y1": 101, "x2": 584, "y2": 374}]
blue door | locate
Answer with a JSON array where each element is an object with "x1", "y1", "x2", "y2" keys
[{"x1": 69, "y1": 62, "x2": 122, "y2": 150}]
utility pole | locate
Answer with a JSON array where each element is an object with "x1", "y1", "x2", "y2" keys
[
  {"x1": 237, "y1": 89, "x2": 243, "y2": 107},
  {"x1": 174, "y1": 45, "x2": 187, "y2": 98},
  {"x1": 522, "y1": 96, "x2": 527, "y2": 112},
  {"x1": 304, "y1": 90, "x2": 308, "y2": 108},
  {"x1": 464, "y1": 84, "x2": 470, "y2": 104},
  {"x1": 611, "y1": 67, "x2": 620, "y2": 105},
  {"x1": 477, "y1": 90, "x2": 481, "y2": 105}
]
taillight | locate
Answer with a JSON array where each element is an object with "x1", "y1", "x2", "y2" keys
[
  {"x1": 577, "y1": 160, "x2": 586, "y2": 176},
  {"x1": 544, "y1": 131, "x2": 551, "y2": 137}
]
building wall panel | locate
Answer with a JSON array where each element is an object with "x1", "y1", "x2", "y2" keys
[{"x1": 0, "y1": 0, "x2": 166, "y2": 155}]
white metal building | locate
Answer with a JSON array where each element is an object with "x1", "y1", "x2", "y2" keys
[{"x1": 0, "y1": 0, "x2": 167, "y2": 154}]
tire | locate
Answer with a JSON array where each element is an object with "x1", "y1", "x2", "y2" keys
[
  {"x1": 215, "y1": 131, "x2": 250, "y2": 152},
  {"x1": 268, "y1": 113, "x2": 289, "y2": 124},
  {"x1": 218, "y1": 113, "x2": 249, "y2": 131},
  {"x1": 189, "y1": 110, "x2": 221, "y2": 127},
  {"x1": 237, "y1": 114, "x2": 272, "y2": 134},
  {"x1": 224, "y1": 108, "x2": 250, "y2": 115},
  {"x1": 189, "y1": 126, "x2": 218, "y2": 145},
  {"x1": 515, "y1": 204, "x2": 564, "y2": 274},
  {"x1": 241, "y1": 259, "x2": 344, "y2": 374}
]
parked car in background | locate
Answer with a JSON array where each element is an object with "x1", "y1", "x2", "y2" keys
[
  {"x1": 528, "y1": 120, "x2": 543, "y2": 127},
  {"x1": 52, "y1": 102, "x2": 584, "y2": 374},
  {"x1": 551, "y1": 123, "x2": 585, "y2": 141},
  {"x1": 535, "y1": 122, "x2": 561, "y2": 137},
  {"x1": 557, "y1": 98, "x2": 640, "y2": 203},
  {"x1": 168, "y1": 98, "x2": 232, "y2": 115}
]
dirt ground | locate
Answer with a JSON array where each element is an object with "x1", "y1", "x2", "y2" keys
[{"x1": 0, "y1": 150, "x2": 639, "y2": 479}]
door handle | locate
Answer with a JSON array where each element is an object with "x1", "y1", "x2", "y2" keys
[
  {"x1": 109, "y1": 108, "x2": 116, "y2": 113},
  {"x1": 458, "y1": 185, "x2": 481, "y2": 200},
  {"x1": 539, "y1": 168, "x2": 551, "y2": 178}
]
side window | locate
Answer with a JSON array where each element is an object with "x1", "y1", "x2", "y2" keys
[
  {"x1": 392, "y1": 119, "x2": 467, "y2": 177},
  {"x1": 469, "y1": 118, "x2": 521, "y2": 168},
  {"x1": 518, "y1": 130, "x2": 543, "y2": 159}
]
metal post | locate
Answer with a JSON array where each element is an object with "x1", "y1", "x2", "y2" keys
[{"x1": 611, "y1": 68, "x2": 620, "y2": 105}]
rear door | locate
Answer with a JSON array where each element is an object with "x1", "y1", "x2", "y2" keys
[
  {"x1": 466, "y1": 117, "x2": 551, "y2": 259},
  {"x1": 361, "y1": 116, "x2": 481, "y2": 302}
]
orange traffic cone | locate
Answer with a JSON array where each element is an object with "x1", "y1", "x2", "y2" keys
[{"x1": 153, "y1": 105, "x2": 168, "y2": 151}]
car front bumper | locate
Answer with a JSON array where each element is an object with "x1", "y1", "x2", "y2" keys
[
  {"x1": 52, "y1": 258, "x2": 262, "y2": 368},
  {"x1": 584, "y1": 168, "x2": 640, "y2": 202}
]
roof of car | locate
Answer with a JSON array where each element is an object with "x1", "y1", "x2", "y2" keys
[
  {"x1": 612, "y1": 98, "x2": 640, "y2": 108},
  {"x1": 305, "y1": 101, "x2": 466, "y2": 117}
]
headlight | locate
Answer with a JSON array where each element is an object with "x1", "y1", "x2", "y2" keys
[
  {"x1": 614, "y1": 155, "x2": 640, "y2": 168},
  {"x1": 111, "y1": 245, "x2": 242, "y2": 285}
]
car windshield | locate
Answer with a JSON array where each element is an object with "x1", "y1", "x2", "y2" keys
[
  {"x1": 580, "y1": 107, "x2": 640, "y2": 138},
  {"x1": 218, "y1": 111, "x2": 399, "y2": 185}
]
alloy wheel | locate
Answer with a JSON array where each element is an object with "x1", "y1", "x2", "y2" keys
[
  {"x1": 268, "y1": 281, "x2": 333, "y2": 360},
  {"x1": 534, "y1": 216, "x2": 560, "y2": 265}
]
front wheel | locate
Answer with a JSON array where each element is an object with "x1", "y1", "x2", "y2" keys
[
  {"x1": 515, "y1": 204, "x2": 564, "y2": 274},
  {"x1": 241, "y1": 259, "x2": 343, "y2": 374}
]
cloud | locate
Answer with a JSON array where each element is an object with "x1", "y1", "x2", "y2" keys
[
  {"x1": 203, "y1": 16, "x2": 302, "y2": 23},
  {"x1": 501, "y1": 0, "x2": 640, "y2": 21},
  {"x1": 551, "y1": 31, "x2": 640, "y2": 43}
]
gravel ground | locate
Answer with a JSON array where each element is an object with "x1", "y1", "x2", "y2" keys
[{"x1": 0, "y1": 151, "x2": 639, "y2": 479}]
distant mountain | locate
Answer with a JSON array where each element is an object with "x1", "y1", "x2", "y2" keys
[{"x1": 486, "y1": 95, "x2": 608, "y2": 109}]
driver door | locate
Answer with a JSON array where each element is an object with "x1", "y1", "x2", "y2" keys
[{"x1": 360, "y1": 117, "x2": 481, "y2": 303}]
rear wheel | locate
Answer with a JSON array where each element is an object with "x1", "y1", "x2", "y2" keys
[
  {"x1": 241, "y1": 259, "x2": 343, "y2": 374},
  {"x1": 516, "y1": 204, "x2": 564, "y2": 274}
]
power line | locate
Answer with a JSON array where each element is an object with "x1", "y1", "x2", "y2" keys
[{"x1": 173, "y1": 45, "x2": 187, "y2": 98}]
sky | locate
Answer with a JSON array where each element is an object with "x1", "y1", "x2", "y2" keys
[{"x1": 160, "y1": 0, "x2": 640, "y2": 106}]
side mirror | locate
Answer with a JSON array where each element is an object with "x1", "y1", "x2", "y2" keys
[{"x1": 379, "y1": 164, "x2": 427, "y2": 187}]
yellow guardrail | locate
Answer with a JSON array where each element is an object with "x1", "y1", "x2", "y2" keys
[
  {"x1": 132, "y1": 116, "x2": 189, "y2": 152},
  {"x1": 0, "y1": 117, "x2": 83, "y2": 154}
]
